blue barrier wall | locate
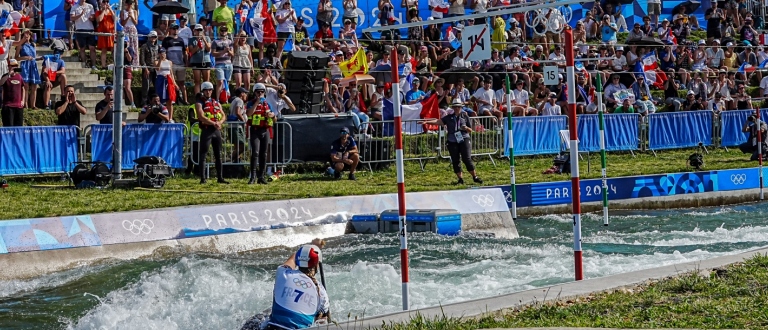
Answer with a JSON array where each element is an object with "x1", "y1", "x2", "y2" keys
[
  {"x1": 0, "y1": 126, "x2": 79, "y2": 175},
  {"x1": 648, "y1": 111, "x2": 714, "y2": 151},
  {"x1": 503, "y1": 116, "x2": 567, "y2": 156},
  {"x1": 91, "y1": 124, "x2": 185, "y2": 169},
  {"x1": 577, "y1": 114, "x2": 639, "y2": 152},
  {"x1": 497, "y1": 167, "x2": 759, "y2": 209},
  {"x1": 720, "y1": 109, "x2": 768, "y2": 147}
]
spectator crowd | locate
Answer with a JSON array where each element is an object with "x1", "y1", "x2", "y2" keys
[{"x1": 1, "y1": 0, "x2": 767, "y2": 134}]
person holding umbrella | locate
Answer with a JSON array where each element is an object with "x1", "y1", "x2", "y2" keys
[{"x1": 421, "y1": 99, "x2": 482, "y2": 185}]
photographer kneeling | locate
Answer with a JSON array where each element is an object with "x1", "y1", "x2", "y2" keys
[
  {"x1": 138, "y1": 93, "x2": 171, "y2": 123},
  {"x1": 739, "y1": 114, "x2": 768, "y2": 160}
]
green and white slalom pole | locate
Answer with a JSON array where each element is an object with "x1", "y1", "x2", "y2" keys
[
  {"x1": 505, "y1": 75, "x2": 517, "y2": 221},
  {"x1": 596, "y1": 74, "x2": 609, "y2": 226}
]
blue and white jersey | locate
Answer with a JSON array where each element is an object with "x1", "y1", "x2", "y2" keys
[{"x1": 268, "y1": 266, "x2": 329, "y2": 329}]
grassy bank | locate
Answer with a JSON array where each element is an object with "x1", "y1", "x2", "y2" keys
[
  {"x1": 378, "y1": 254, "x2": 768, "y2": 330},
  {"x1": 0, "y1": 147, "x2": 753, "y2": 220}
]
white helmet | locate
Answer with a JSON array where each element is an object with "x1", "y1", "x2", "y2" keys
[
  {"x1": 201, "y1": 81, "x2": 214, "y2": 90},
  {"x1": 254, "y1": 83, "x2": 266, "y2": 91}
]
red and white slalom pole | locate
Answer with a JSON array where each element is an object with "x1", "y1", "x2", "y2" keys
[
  {"x1": 391, "y1": 49, "x2": 410, "y2": 310},
  {"x1": 564, "y1": 28, "x2": 583, "y2": 281}
]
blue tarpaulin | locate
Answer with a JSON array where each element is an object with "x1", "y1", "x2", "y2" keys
[
  {"x1": 0, "y1": 126, "x2": 79, "y2": 175},
  {"x1": 91, "y1": 124, "x2": 185, "y2": 169},
  {"x1": 648, "y1": 111, "x2": 714, "y2": 150},
  {"x1": 720, "y1": 109, "x2": 768, "y2": 147},
  {"x1": 503, "y1": 116, "x2": 567, "y2": 156},
  {"x1": 578, "y1": 114, "x2": 640, "y2": 152}
]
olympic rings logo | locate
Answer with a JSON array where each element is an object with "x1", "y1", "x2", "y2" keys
[
  {"x1": 122, "y1": 219, "x2": 155, "y2": 235},
  {"x1": 731, "y1": 174, "x2": 747, "y2": 185},
  {"x1": 503, "y1": 191, "x2": 513, "y2": 203},
  {"x1": 525, "y1": 6, "x2": 572, "y2": 34},
  {"x1": 293, "y1": 278, "x2": 312, "y2": 289},
  {"x1": 472, "y1": 195, "x2": 495, "y2": 207}
]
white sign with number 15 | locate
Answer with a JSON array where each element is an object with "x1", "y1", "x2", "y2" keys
[{"x1": 543, "y1": 66, "x2": 558, "y2": 85}]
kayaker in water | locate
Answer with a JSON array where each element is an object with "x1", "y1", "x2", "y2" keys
[{"x1": 244, "y1": 238, "x2": 329, "y2": 330}]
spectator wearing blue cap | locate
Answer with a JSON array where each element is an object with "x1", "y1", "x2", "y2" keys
[{"x1": 330, "y1": 127, "x2": 359, "y2": 180}]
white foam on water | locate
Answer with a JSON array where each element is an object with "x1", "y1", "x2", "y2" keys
[
  {"x1": 64, "y1": 257, "x2": 273, "y2": 330},
  {"x1": 585, "y1": 224, "x2": 768, "y2": 247}
]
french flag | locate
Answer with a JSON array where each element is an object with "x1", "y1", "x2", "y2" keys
[
  {"x1": 738, "y1": 62, "x2": 756, "y2": 73},
  {"x1": 575, "y1": 61, "x2": 589, "y2": 81},
  {"x1": 445, "y1": 26, "x2": 461, "y2": 50},
  {"x1": 635, "y1": 51, "x2": 667, "y2": 89},
  {"x1": 383, "y1": 94, "x2": 439, "y2": 135},
  {"x1": 760, "y1": 59, "x2": 768, "y2": 69},
  {"x1": 668, "y1": 28, "x2": 677, "y2": 45}
]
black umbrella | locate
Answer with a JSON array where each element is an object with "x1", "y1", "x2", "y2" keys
[
  {"x1": 626, "y1": 36, "x2": 666, "y2": 47},
  {"x1": 150, "y1": 1, "x2": 189, "y2": 15},
  {"x1": 673, "y1": 0, "x2": 700, "y2": 14},
  {"x1": 370, "y1": 64, "x2": 393, "y2": 83},
  {"x1": 439, "y1": 67, "x2": 478, "y2": 85}
]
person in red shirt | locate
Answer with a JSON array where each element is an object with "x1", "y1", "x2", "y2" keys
[
  {"x1": 0, "y1": 59, "x2": 26, "y2": 127},
  {"x1": 312, "y1": 23, "x2": 337, "y2": 51}
]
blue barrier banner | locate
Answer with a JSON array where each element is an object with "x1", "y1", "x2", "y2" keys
[
  {"x1": 496, "y1": 168, "x2": 724, "y2": 208},
  {"x1": 720, "y1": 109, "x2": 768, "y2": 147},
  {"x1": 503, "y1": 116, "x2": 567, "y2": 156},
  {"x1": 648, "y1": 111, "x2": 713, "y2": 150},
  {"x1": 577, "y1": 114, "x2": 639, "y2": 152},
  {"x1": 91, "y1": 124, "x2": 185, "y2": 169},
  {"x1": 0, "y1": 126, "x2": 78, "y2": 175}
]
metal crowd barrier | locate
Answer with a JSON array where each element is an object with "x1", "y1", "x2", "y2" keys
[
  {"x1": 189, "y1": 121, "x2": 293, "y2": 178},
  {"x1": 359, "y1": 116, "x2": 502, "y2": 171},
  {"x1": 359, "y1": 118, "x2": 442, "y2": 171},
  {"x1": 444, "y1": 115, "x2": 501, "y2": 165}
]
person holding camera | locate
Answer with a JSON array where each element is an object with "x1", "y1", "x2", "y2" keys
[
  {"x1": 95, "y1": 86, "x2": 117, "y2": 124},
  {"x1": 330, "y1": 127, "x2": 359, "y2": 180},
  {"x1": 196, "y1": 81, "x2": 229, "y2": 184},
  {"x1": 247, "y1": 83, "x2": 275, "y2": 184},
  {"x1": 421, "y1": 99, "x2": 483, "y2": 185},
  {"x1": 55, "y1": 85, "x2": 87, "y2": 127},
  {"x1": 740, "y1": 114, "x2": 768, "y2": 160},
  {"x1": 139, "y1": 93, "x2": 170, "y2": 123}
]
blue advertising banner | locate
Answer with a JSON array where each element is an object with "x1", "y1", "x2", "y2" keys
[
  {"x1": 91, "y1": 124, "x2": 185, "y2": 169},
  {"x1": 648, "y1": 111, "x2": 714, "y2": 151},
  {"x1": 0, "y1": 126, "x2": 79, "y2": 175},
  {"x1": 720, "y1": 109, "x2": 768, "y2": 147},
  {"x1": 578, "y1": 114, "x2": 639, "y2": 152},
  {"x1": 496, "y1": 168, "x2": 736, "y2": 209},
  {"x1": 503, "y1": 115, "x2": 566, "y2": 156}
]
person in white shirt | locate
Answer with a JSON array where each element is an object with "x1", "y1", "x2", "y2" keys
[
  {"x1": 471, "y1": 77, "x2": 497, "y2": 118},
  {"x1": 275, "y1": 0, "x2": 297, "y2": 59},
  {"x1": 548, "y1": 45, "x2": 566, "y2": 73},
  {"x1": 757, "y1": 46, "x2": 768, "y2": 64},
  {"x1": 539, "y1": 92, "x2": 562, "y2": 116},
  {"x1": 177, "y1": 16, "x2": 193, "y2": 46},
  {"x1": 760, "y1": 74, "x2": 768, "y2": 97},
  {"x1": 612, "y1": 46, "x2": 628, "y2": 72},
  {"x1": 71, "y1": 0, "x2": 97, "y2": 69},
  {"x1": 451, "y1": 48, "x2": 471, "y2": 68},
  {"x1": 494, "y1": 87, "x2": 514, "y2": 120},
  {"x1": 707, "y1": 92, "x2": 726, "y2": 114},
  {"x1": 706, "y1": 39, "x2": 725, "y2": 69},
  {"x1": 511, "y1": 80, "x2": 538, "y2": 116}
]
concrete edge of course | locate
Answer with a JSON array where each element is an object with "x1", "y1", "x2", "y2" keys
[{"x1": 328, "y1": 246, "x2": 768, "y2": 329}]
